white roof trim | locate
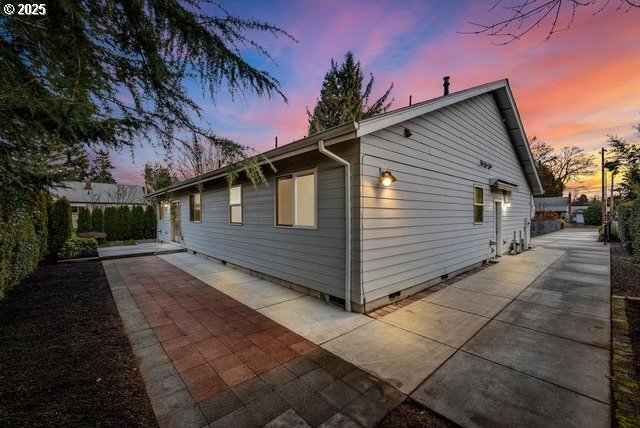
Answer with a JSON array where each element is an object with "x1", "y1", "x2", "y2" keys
[{"x1": 356, "y1": 80, "x2": 507, "y2": 137}]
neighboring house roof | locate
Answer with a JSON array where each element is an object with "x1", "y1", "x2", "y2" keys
[
  {"x1": 534, "y1": 196, "x2": 569, "y2": 212},
  {"x1": 147, "y1": 79, "x2": 543, "y2": 197},
  {"x1": 51, "y1": 181, "x2": 147, "y2": 205},
  {"x1": 570, "y1": 205, "x2": 590, "y2": 214}
]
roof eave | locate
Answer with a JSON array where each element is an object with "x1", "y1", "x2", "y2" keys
[{"x1": 146, "y1": 122, "x2": 358, "y2": 198}]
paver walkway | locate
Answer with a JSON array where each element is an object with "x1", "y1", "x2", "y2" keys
[
  {"x1": 103, "y1": 257, "x2": 404, "y2": 428},
  {"x1": 106, "y1": 228, "x2": 610, "y2": 428}
]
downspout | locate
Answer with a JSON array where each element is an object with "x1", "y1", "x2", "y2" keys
[{"x1": 318, "y1": 140, "x2": 351, "y2": 312}]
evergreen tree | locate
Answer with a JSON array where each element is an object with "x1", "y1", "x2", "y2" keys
[
  {"x1": 62, "y1": 150, "x2": 91, "y2": 182},
  {"x1": 48, "y1": 198, "x2": 72, "y2": 256},
  {"x1": 144, "y1": 205, "x2": 158, "y2": 239},
  {"x1": 307, "y1": 51, "x2": 393, "y2": 135},
  {"x1": 116, "y1": 206, "x2": 131, "y2": 240},
  {"x1": 89, "y1": 150, "x2": 116, "y2": 184},
  {"x1": 1, "y1": 1, "x2": 292, "y2": 194},
  {"x1": 103, "y1": 207, "x2": 117, "y2": 241},
  {"x1": 76, "y1": 207, "x2": 92, "y2": 233},
  {"x1": 91, "y1": 208, "x2": 104, "y2": 232},
  {"x1": 143, "y1": 163, "x2": 176, "y2": 192},
  {"x1": 130, "y1": 206, "x2": 146, "y2": 240}
]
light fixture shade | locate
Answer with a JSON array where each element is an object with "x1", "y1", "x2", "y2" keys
[{"x1": 380, "y1": 170, "x2": 397, "y2": 187}]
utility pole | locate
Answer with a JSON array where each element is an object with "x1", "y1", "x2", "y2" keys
[
  {"x1": 611, "y1": 171, "x2": 616, "y2": 222},
  {"x1": 601, "y1": 148, "x2": 607, "y2": 244}
]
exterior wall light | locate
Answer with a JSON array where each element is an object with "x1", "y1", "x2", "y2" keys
[{"x1": 380, "y1": 170, "x2": 397, "y2": 187}]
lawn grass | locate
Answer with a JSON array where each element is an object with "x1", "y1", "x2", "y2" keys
[{"x1": 0, "y1": 261, "x2": 158, "y2": 428}]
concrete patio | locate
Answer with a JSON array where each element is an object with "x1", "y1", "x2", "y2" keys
[
  {"x1": 98, "y1": 241, "x2": 184, "y2": 259},
  {"x1": 110, "y1": 228, "x2": 611, "y2": 427}
]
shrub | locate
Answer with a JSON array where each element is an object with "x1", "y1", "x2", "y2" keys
[
  {"x1": 130, "y1": 206, "x2": 145, "y2": 240},
  {"x1": 57, "y1": 237, "x2": 98, "y2": 259},
  {"x1": 48, "y1": 197, "x2": 72, "y2": 256},
  {"x1": 76, "y1": 207, "x2": 92, "y2": 233},
  {"x1": 0, "y1": 191, "x2": 49, "y2": 300},
  {"x1": 103, "y1": 207, "x2": 117, "y2": 240},
  {"x1": 560, "y1": 219, "x2": 568, "y2": 229},
  {"x1": 599, "y1": 224, "x2": 619, "y2": 241},
  {"x1": 144, "y1": 205, "x2": 157, "y2": 239},
  {"x1": 116, "y1": 206, "x2": 131, "y2": 240},
  {"x1": 91, "y1": 207, "x2": 104, "y2": 232},
  {"x1": 583, "y1": 202, "x2": 602, "y2": 226},
  {"x1": 618, "y1": 201, "x2": 637, "y2": 253}
]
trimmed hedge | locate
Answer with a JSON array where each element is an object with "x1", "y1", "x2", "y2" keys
[
  {"x1": 103, "y1": 207, "x2": 117, "y2": 240},
  {"x1": 48, "y1": 197, "x2": 73, "y2": 256},
  {"x1": 144, "y1": 205, "x2": 157, "y2": 239},
  {"x1": 58, "y1": 236, "x2": 98, "y2": 259},
  {"x1": 618, "y1": 200, "x2": 640, "y2": 258},
  {"x1": 91, "y1": 207, "x2": 104, "y2": 232},
  {"x1": 130, "y1": 206, "x2": 145, "y2": 240},
  {"x1": 77, "y1": 207, "x2": 92, "y2": 233},
  {"x1": 583, "y1": 202, "x2": 602, "y2": 226},
  {"x1": 116, "y1": 206, "x2": 130, "y2": 240},
  {"x1": 0, "y1": 191, "x2": 49, "y2": 300}
]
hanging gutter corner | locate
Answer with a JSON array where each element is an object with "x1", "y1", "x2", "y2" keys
[{"x1": 317, "y1": 140, "x2": 352, "y2": 312}]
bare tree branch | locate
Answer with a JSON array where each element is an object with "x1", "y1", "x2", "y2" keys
[{"x1": 461, "y1": 0, "x2": 638, "y2": 44}]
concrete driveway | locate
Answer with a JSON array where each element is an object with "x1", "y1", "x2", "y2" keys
[{"x1": 161, "y1": 228, "x2": 611, "y2": 428}]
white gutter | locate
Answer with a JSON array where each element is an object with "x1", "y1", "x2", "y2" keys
[{"x1": 318, "y1": 140, "x2": 351, "y2": 312}]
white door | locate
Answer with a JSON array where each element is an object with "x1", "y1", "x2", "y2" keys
[{"x1": 495, "y1": 201, "x2": 503, "y2": 256}]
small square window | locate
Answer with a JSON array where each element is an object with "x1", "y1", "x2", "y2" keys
[{"x1": 276, "y1": 171, "x2": 316, "y2": 228}]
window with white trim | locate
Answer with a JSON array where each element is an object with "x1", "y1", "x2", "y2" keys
[
  {"x1": 276, "y1": 171, "x2": 316, "y2": 227},
  {"x1": 189, "y1": 193, "x2": 201, "y2": 222},
  {"x1": 474, "y1": 186, "x2": 484, "y2": 223},
  {"x1": 229, "y1": 184, "x2": 242, "y2": 224},
  {"x1": 159, "y1": 202, "x2": 170, "y2": 220}
]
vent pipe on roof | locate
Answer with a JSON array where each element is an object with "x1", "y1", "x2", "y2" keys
[{"x1": 443, "y1": 76, "x2": 450, "y2": 96}]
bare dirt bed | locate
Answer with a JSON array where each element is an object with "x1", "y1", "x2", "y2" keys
[
  {"x1": 0, "y1": 260, "x2": 158, "y2": 428},
  {"x1": 377, "y1": 399, "x2": 459, "y2": 428},
  {"x1": 611, "y1": 241, "x2": 640, "y2": 297}
]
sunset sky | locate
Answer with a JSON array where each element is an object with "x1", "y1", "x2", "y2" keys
[{"x1": 111, "y1": 0, "x2": 640, "y2": 196}]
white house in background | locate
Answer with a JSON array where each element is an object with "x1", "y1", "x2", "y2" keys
[
  {"x1": 570, "y1": 205, "x2": 590, "y2": 224},
  {"x1": 147, "y1": 79, "x2": 543, "y2": 313},
  {"x1": 52, "y1": 181, "x2": 147, "y2": 227}
]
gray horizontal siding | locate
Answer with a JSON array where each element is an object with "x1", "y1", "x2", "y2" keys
[
  {"x1": 360, "y1": 93, "x2": 534, "y2": 302},
  {"x1": 158, "y1": 140, "x2": 362, "y2": 305}
]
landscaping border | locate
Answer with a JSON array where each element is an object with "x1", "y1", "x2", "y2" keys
[{"x1": 611, "y1": 296, "x2": 640, "y2": 427}]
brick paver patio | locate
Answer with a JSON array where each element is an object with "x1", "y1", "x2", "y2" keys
[{"x1": 104, "y1": 256, "x2": 404, "y2": 428}]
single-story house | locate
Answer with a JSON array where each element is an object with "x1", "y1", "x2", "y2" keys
[
  {"x1": 148, "y1": 79, "x2": 543, "y2": 313},
  {"x1": 533, "y1": 196, "x2": 569, "y2": 219},
  {"x1": 570, "y1": 205, "x2": 589, "y2": 224},
  {"x1": 52, "y1": 181, "x2": 147, "y2": 228}
]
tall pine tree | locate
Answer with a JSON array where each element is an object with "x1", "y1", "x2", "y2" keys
[
  {"x1": 89, "y1": 150, "x2": 116, "y2": 184},
  {"x1": 307, "y1": 51, "x2": 393, "y2": 135}
]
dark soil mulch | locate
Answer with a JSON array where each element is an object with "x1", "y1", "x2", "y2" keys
[
  {"x1": 0, "y1": 261, "x2": 158, "y2": 428},
  {"x1": 611, "y1": 241, "x2": 640, "y2": 297},
  {"x1": 377, "y1": 399, "x2": 460, "y2": 428}
]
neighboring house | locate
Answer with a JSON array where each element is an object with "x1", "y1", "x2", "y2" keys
[
  {"x1": 148, "y1": 79, "x2": 543, "y2": 313},
  {"x1": 52, "y1": 181, "x2": 147, "y2": 228},
  {"x1": 570, "y1": 205, "x2": 590, "y2": 224},
  {"x1": 533, "y1": 196, "x2": 569, "y2": 219}
]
